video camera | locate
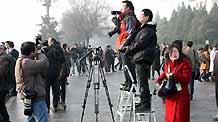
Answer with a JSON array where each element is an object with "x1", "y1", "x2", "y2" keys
[
  {"x1": 111, "y1": 11, "x2": 121, "y2": 15},
  {"x1": 79, "y1": 46, "x2": 103, "y2": 64},
  {"x1": 35, "y1": 35, "x2": 48, "y2": 53},
  {"x1": 35, "y1": 35, "x2": 42, "y2": 46},
  {"x1": 108, "y1": 11, "x2": 121, "y2": 37}
]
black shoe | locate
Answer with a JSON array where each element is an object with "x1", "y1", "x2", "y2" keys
[
  {"x1": 120, "y1": 83, "x2": 127, "y2": 86},
  {"x1": 121, "y1": 86, "x2": 130, "y2": 91}
]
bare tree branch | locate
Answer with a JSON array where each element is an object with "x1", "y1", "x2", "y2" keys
[{"x1": 61, "y1": 0, "x2": 110, "y2": 45}]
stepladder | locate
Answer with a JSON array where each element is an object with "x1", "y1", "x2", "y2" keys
[
  {"x1": 134, "y1": 95, "x2": 157, "y2": 122},
  {"x1": 115, "y1": 89, "x2": 157, "y2": 122},
  {"x1": 115, "y1": 83, "x2": 138, "y2": 122},
  {"x1": 115, "y1": 65, "x2": 157, "y2": 122}
]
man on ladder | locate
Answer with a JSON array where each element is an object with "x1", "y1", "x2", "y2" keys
[
  {"x1": 121, "y1": 8, "x2": 157, "y2": 113},
  {"x1": 114, "y1": 0, "x2": 138, "y2": 91}
]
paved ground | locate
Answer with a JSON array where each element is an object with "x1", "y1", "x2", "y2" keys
[{"x1": 6, "y1": 69, "x2": 218, "y2": 122}]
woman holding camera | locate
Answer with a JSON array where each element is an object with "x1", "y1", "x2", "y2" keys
[{"x1": 155, "y1": 41, "x2": 192, "y2": 122}]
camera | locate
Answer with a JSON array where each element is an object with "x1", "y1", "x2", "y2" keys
[
  {"x1": 35, "y1": 35, "x2": 42, "y2": 47},
  {"x1": 111, "y1": 11, "x2": 121, "y2": 15},
  {"x1": 23, "y1": 88, "x2": 37, "y2": 116},
  {"x1": 108, "y1": 16, "x2": 121, "y2": 37},
  {"x1": 35, "y1": 35, "x2": 48, "y2": 54}
]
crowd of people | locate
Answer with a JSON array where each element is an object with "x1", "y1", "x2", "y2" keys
[
  {"x1": 0, "y1": 38, "x2": 122, "y2": 122},
  {"x1": 1, "y1": 1, "x2": 218, "y2": 122}
]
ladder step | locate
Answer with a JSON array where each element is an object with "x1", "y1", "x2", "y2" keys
[
  {"x1": 136, "y1": 112, "x2": 156, "y2": 122},
  {"x1": 118, "y1": 105, "x2": 132, "y2": 111},
  {"x1": 136, "y1": 110, "x2": 155, "y2": 114},
  {"x1": 116, "y1": 84, "x2": 158, "y2": 122}
]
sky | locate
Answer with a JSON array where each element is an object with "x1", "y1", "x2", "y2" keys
[{"x1": 0, "y1": 0, "x2": 185, "y2": 49}]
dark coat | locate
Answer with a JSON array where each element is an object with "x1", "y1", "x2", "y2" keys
[
  {"x1": 0, "y1": 54, "x2": 15, "y2": 91},
  {"x1": 59, "y1": 49, "x2": 71, "y2": 79},
  {"x1": 128, "y1": 24, "x2": 157, "y2": 54},
  {"x1": 128, "y1": 24, "x2": 157, "y2": 65},
  {"x1": 8, "y1": 49, "x2": 18, "y2": 85},
  {"x1": 152, "y1": 47, "x2": 161, "y2": 71},
  {"x1": 214, "y1": 52, "x2": 218, "y2": 107},
  {"x1": 104, "y1": 48, "x2": 115, "y2": 65},
  {"x1": 9, "y1": 48, "x2": 19, "y2": 60},
  {"x1": 46, "y1": 44, "x2": 65, "y2": 80},
  {"x1": 156, "y1": 59, "x2": 192, "y2": 122}
]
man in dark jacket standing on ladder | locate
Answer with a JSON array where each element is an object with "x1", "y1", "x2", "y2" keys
[{"x1": 122, "y1": 9, "x2": 157, "y2": 112}]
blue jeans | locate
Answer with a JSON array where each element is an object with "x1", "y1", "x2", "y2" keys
[{"x1": 27, "y1": 100, "x2": 48, "y2": 122}]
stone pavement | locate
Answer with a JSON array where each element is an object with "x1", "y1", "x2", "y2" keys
[{"x1": 6, "y1": 70, "x2": 218, "y2": 122}]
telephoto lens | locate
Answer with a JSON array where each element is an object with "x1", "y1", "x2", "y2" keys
[{"x1": 23, "y1": 90, "x2": 33, "y2": 116}]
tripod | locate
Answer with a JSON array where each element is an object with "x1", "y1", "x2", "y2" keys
[{"x1": 80, "y1": 53, "x2": 115, "y2": 122}]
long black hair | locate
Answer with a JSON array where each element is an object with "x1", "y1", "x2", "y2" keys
[{"x1": 165, "y1": 43, "x2": 186, "y2": 63}]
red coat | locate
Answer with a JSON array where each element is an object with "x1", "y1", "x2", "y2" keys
[
  {"x1": 116, "y1": 22, "x2": 128, "y2": 50},
  {"x1": 156, "y1": 59, "x2": 192, "y2": 122}
]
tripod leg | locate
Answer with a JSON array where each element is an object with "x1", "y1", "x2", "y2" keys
[
  {"x1": 99, "y1": 65, "x2": 115, "y2": 122},
  {"x1": 94, "y1": 69, "x2": 100, "y2": 122},
  {"x1": 80, "y1": 66, "x2": 94, "y2": 122}
]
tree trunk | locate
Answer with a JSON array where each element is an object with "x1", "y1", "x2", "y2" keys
[{"x1": 86, "y1": 37, "x2": 90, "y2": 47}]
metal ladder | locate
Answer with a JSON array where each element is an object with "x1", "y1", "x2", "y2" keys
[
  {"x1": 135, "y1": 95, "x2": 157, "y2": 122},
  {"x1": 115, "y1": 83, "x2": 138, "y2": 122},
  {"x1": 115, "y1": 65, "x2": 157, "y2": 122}
]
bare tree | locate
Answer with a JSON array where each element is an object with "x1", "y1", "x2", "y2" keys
[{"x1": 61, "y1": 0, "x2": 110, "y2": 46}]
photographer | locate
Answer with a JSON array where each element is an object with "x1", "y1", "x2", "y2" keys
[
  {"x1": 123, "y1": 9, "x2": 157, "y2": 112},
  {"x1": 15, "y1": 42, "x2": 49, "y2": 122},
  {"x1": 116, "y1": 0, "x2": 138, "y2": 91}
]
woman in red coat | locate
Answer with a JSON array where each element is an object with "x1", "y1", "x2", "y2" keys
[{"x1": 155, "y1": 43, "x2": 192, "y2": 122}]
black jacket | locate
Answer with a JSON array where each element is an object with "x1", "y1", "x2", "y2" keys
[
  {"x1": 128, "y1": 24, "x2": 157, "y2": 64},
  {"x1": 46, "y1": 44, "x2": 65, "y2": 80},
  {"x1": 128, "y1": 24, "x2": 157, "y2": 53},
  {"x1": 9, "y1": 49, "x2": 19, "y2": 60},
  {"x1": 0, "y1": 54, "x2": 15, "y2": 91}
]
